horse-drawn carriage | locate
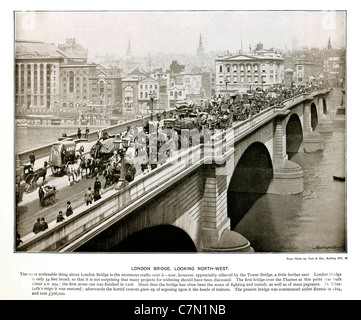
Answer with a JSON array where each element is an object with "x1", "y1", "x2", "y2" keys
[
  {"x1": 90, "y1": 135, "x2": 137, "y2": 186},
  {"x1": 21, "y1": 161, "x2": 48, "y2": 192},
  {"x1": 38, "y1": 184, "x2": 57, "y2": 207},
  {"x1": 48, "y1": 140, "x2": 77, "y2": 175}
]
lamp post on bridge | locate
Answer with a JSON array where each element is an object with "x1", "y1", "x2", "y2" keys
[
  {"x1": 225, "y1": 78, "x2": 230, "y2": 94},
  {"x1": 149, "y1": 90, "x2": 156, "y2": 121},
  {"x1": 114, "y1": 135, "x2": 131, "y2": 190}
]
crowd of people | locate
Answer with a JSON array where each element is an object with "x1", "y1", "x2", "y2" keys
[
  {"x1": 20, "y1": 80, "x2": 328, "y2": 246},
  {"x1": 198, "y1": 81, "x2": 326, "y2": 126}
]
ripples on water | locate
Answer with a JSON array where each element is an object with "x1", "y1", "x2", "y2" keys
[{"x1": 233, "y1": 125, "x2": 346, "y2": 253}]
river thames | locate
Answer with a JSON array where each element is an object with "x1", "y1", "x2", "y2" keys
[
  {"x1": 15, "y1": 125, "x2": 104, "y2": 154},
  {"x1": 233, "y1": 89, "x2": 346, "y2": 253}
]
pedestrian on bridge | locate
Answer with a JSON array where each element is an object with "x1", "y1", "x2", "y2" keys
[
  {"x1": 77, "y1": 127, "x2": 82, "y2": 139},
  {"x1": 84, "y1": 187, "x2": 93, "y2": 206},
  {"x1": 56, "y1": 211, "x2": 65, "y2": 223},
  {"x1": 66, "y1": 201, "x2": 73, "y2": 217},
  {"x1": 93, "y1": 177, "x2": 102, "y2": 201},
  {"x1": 40, "y1": 217, "x2": 48, "y2": 231},
  {"x1": 29, "y1": 152, "x2": 35, "y2": 169},
  {"x1": 32, "y1": 217, "x2": 42, "y2": 234},
  {"x1": 85, "y1": 127, "x2": 90, "y2": 139}
]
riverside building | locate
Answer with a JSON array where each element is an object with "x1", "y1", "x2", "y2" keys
[{"x1": 215, "y1": 43, "x2": 284, "y2": 95}]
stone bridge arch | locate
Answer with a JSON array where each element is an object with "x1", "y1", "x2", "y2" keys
[
  {"x1": 311, "y1": 102, "x2": 319, "y2": 131},
  {"x1": 75, "y1": 170, "x2": 204, "y2": 252},
  {"x1": 227, "y1": 142, "x2": 273, "y2": 229},
  {"x1": 109, "y1": 225, "x2": 197, "y2": 252},
  {"x1": 286, "y1": 113, "x2": 303, "y2": 158}
]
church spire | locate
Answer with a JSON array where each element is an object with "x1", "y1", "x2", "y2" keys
[
  {"x1": 196, "y1": 33, "x2": 205, "y2": 57},
  {"x1": 327, "y1": 37, "x2": 332, "y2": 50}
]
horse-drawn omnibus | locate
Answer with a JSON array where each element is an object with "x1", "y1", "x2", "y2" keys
[{"x1": 48, "y1": 140, "x2": 77, "y2": 175}]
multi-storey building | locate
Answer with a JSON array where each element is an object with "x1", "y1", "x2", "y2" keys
[
  {"x1": 215, "y1": 47, "x2": 284, "y2": 94},
  {"x1": 167, "y1": 85, "x2": 186, "y2": 109},
  {"x1": 15, "y1": 39, "x2": 124, "y2": 114},
  {"x1": 15, "y1": 40, "x2": 63, "y2": 111},
  {"x1": 138, "y1": 77, "x2": 160, "y2": 111},
  {"x1": 293, "y1": 56, "x2": 323, "y2": 84},
  {"x1": 183, "y1": 73, "x2": 202, "y2": 102},
  {"x1": 121, "y1": 77, "x2": 139, "y2": 113}
]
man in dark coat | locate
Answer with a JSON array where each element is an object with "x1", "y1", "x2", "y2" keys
[
  {"x1": 56, "y1": 211, "x2": 65, "y2": 223},
  {"x1": 66, "y1": 201, "x2": 73, "y2": 217},
  {"x1": 29, "y1": 153, "x2": 35, "y2": 168},
  {"x1": 40, "y1": 217, "x2": 48, "y2": 231},
  {"x1": 77, "y1": 128, "x2": 82, "y2": 139},
  {"x1": 93, "y1": 177, "x2": 102, "y2": 201},
  {"x1": 33, "y1": 218, "x2": 42, "y2": 234}
]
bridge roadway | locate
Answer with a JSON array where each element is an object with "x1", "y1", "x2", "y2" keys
[{"x1": 16, "y1": 88, "x2": 333, "y2": 252}]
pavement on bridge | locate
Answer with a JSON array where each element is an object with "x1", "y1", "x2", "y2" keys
[{"x1": 16, "y1": 140, "x2": 145, "y2": 247}]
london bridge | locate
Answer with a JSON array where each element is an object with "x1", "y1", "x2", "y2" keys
[{"x1": 16, "y1": 87, "x2": 337, "y2": 252}]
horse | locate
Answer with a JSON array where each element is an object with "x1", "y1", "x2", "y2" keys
[
  {"x1": 78, "y1": 155, "x2": 87, "y2": 178},
  {"x1": 65, "y1": 162, "x2": 79, "y2": 185},
  {"x1": 85, "y1": 157, "x2": 95, "y2": 178}
]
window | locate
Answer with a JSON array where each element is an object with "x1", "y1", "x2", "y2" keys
[
  {"x1": 178, "y1": 91, "x2": 182, "y2": 96},
  {"x1": 140, "y1": 85, "x2": 143, "y2": 89},
  {"x1": 219, "y1": 65, "x2": 223, "y2": 73},
  {"x1": 233, "y1": 66, "x2": 237, "y2": 73},
  {"x1": 247, "y1": 65, "x2": 251, "y2": 72},
  {"x1": 262, "y1": 65, "x2": 266, "y2": 72},
  {"x1": 255, "y1": 76, "x2": 258, "y2": 83},
  {"x1": 240, "y1": 65, "x2": 244, "y2": 72},
  {"x1": 170, "y1": 91, "x2": 173, "y2": 96},
  {"x1": 241, "y1": 77, "x2": 245, "y2": 83},
  {"x1": 227, "y1": 66, "x2": 230, "y2": 73},
  {"x1": 248, "y1": 76, "x2": 251, "y2": 83},
  {"x1": 233, "y1": 78, "x2": 237, "y2": 83},
  {"x1": 254, "y1": 65, "x2": 258, "y2": 72},
  {"x1": 150, "y1": 84, "x2": 153, "y2": 89},
  {"x1": 140, "y1": 92, "x2": 143, "y2": 99},
  {"x1": 155, "y1": 84, "x2": 158, "y2": 89},
  {"x1": 69, "y1": 71, "x2": 74, "y2": 93}
]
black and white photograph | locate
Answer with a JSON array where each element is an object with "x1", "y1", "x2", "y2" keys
[
  {"x1": 1, "y1": 2, "x2": 360, "y2": 301},
  {"x1": 13, "y1": 10, "x2": 346, "y2": 254}
]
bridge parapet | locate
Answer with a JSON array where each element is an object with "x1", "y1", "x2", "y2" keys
[
  {"x1": 17, "y1": 90, "x2": 333, "y2": 252},
  {"x1": 18, "y1": 144, "x2": 204, "y2": 252}
]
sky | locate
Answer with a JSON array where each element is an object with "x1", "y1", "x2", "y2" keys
[{"x1": 14, "y1": 10, "x2": 346, "y2": 58}]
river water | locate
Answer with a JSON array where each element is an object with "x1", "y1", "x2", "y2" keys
[
  {"x1": 234, "y1": 90, "x2": 346, "y2": 253},
  {"x1": 15, "y1": 126, "x2": 104, "y2": 154}
]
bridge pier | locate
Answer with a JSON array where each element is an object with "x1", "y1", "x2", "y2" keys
[
  {"x1": 201, "y1": 164, "x2": 253, "y2": 252},
  {"x1": 303, "y1": 131, "x2": 325, "y2": 153},
  {"x1": 302, "y1": 101, "x2": 325, "y2": 153},
  {"x1": 316, "y1": 95, "x2": 333, "y2": 133},
  {"x1": 267, "y1": 160, "x2": 304, "y2": 195},
  {"x1": 268, "y1": 114, "x2": 304, "y2": 195}
]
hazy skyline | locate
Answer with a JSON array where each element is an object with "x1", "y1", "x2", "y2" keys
[{"x1": 15, "y1": 11, "x2": 346, "y2": 58}]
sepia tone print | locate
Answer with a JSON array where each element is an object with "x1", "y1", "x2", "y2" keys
[{"x1": 14, "y1": 11, "x2": 346, "y2": 253}]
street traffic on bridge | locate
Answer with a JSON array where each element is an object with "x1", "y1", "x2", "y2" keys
[{"x1": 15, "y1": 80, "x2": 328, "y2": 248}]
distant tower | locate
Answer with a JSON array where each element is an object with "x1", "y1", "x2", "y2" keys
[
  {"x1": 126, "y1": 37, "x2": 132, "y2": 57},
  {"x1": 327, "y1": 37, "x2": 332, "y2": 50},
  {"x1": 196, "y1": 33, "x2": 205, "y2": 57}
]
